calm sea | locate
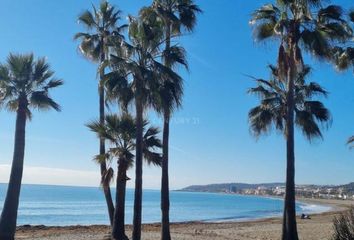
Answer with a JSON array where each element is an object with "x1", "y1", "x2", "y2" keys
[{"x1": 0, "y1": 184, "x2": 331, "y2": 226}]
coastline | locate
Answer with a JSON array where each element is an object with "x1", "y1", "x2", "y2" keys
[{"x1": 15, "y1": 198, "x2": 352, "y2": 240}]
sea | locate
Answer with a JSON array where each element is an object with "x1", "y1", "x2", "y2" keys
[{"x1": 0, "y1": 184, "x2": 331, "y2": 226}]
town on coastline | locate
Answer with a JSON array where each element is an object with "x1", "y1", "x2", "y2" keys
[{"x1": 181, "y1": 182, "x2": 354, "y2": 200}]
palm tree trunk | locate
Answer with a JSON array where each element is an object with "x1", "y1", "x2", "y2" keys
[
  {"x1": 0, "y1": 97, "x2": 28, "y2": 240},
  {"x1": 282, "y1": 45, "x2": 299, "y2": 240},
  {"x1": 112, "y1": 163, "x2": 128, "y2": 240},
  {"x1": 99, "y1": 82, "x2": 115, "y2": 226},
  {"x1": 161, "y1": 111, "x2": 171, "y2": 240},
  {"x1": 99, "y1": 49, "x2": 115, "y2": 225},
  {"x1": 161, "y1": 21, "x2": 172, "y2": 240},
  {"x1": 133, "y1": 96, "x2": 144, "y2": 240}
]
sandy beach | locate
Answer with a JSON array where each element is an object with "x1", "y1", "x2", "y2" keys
[{"x1": 14, "y1": 198, "x2": 354, "y2": 240}]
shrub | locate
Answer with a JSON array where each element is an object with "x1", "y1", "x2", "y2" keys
[{"x1": 332, "y1": 207, "x2": 354, "y2": 240}]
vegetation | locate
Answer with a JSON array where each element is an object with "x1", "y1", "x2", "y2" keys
[
  {"x1": 0, "y1": 53, "x2": 63, "y2": 239},
  {"x1": 74, "y1": 0, "x2": 126, "y2": 225},
  {"x1": 250, "y1": 0, "x2": 353, "y2": 238},
  {"x1": 328, "y1": 9, "x2": 354, "y2": 149},
  {"x1": 87, "y1": 114, "x2": 162, "y2": 240},
  {"x1": 74, "y1": 1, "x2": 200, "y2": 239},
  {"x1": 247, "y1": 64, "x2": 332, "y2": 239},
  {"x1": 331, "y1": 207, "x2": 354, "y2": 240},
  {"x1": 330, "y1": 9, "x2": 354, "y2": 72},
  {"x1": 248, "y1": 68, "x2": 332, "y2": 178},
  {"x1": 248, "y1": 65, "x2": 331, "y2": 140},
  {"x1": 102, "y1": 6, "x2": 195, "y2": 238},
  {"x1": 149, "y1": 1, "x2": 201, "y2": 239},
  {"x1": 108, "y1": 12, "x2": 165, "y2": 240},
  {"x1": 1, "y1": 1, "x2": 354, "y2": 240}
]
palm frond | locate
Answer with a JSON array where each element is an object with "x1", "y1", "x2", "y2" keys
[
  {"x1": 300, "y1": 29, "x2": 331, "y2": 59},
  {"x1": 248, "y1": 106, "x2": 276, "y2": 137},
  {"x1": 250, "y1": 4, "x2": 279, "y2": 24},
  {"x1": 142, "y1": 123, "x2": 162, "y2": 165},
  {"x1": 350, "y1": 10, "x2": 354, "y2": 22},
  {"x1": 319, "y1": 22, "x2": 352, "y2": 42},
  {"x1": 330, "y1": 47, "x2": 354, "y2": 71},
  {"x1": 101, "y1": 167, "x2": 114, "y2": 188},
  {"x1": 248, "y1": 64, "x2": 330, "y2": 142},
  {"x1": 176, "y1": 0, "x2": 202, "y2": 32},
  {"x1": 44, "y1": 79, "x2": 64, "y2": 90},
  {"x1": 295, "y1": 110, "x2": 322, "y2": 140},
  {"x1": 6, "y1": 99, "x2": 18, "y2": 112},
  {"x1": 143, "y1": 151, "x2": 162, "y2": 166},
  {"x1": 7, "y1": 53, "x2": 34, "y2": 81},
  {"x1": 347, "y1": 136, "x2": 354, "y2": 149},
  {"x1": 252, "y1": 0, "x2": 353, "y2": 68},
  {"x1": 93, "y1": 153, "x2": 112, "y2": 165},
  {"x1": 255, "y1": 22, "x2": 277, "y2": 41},
  {"x1": 75, "y1": 0, "x2": 125, "y2": 66},
  {"x1": 0, "y1": 53, "x2": 62, "y2": 114},
  {"x1": 143, "y1": 127, "x2": 162, "y2": 149},
  {"x1": 303, "y1": 101, "x2": 331, "y2": 123},
  {"x1": 86, "y1": 119, "x2": 117, "y2": 143},
  {"x1": 162, "y1": 45, "x2": 188, "y2": 70},
  {"x1": 318, "y1": 5, "x2": 343, "y2": 22},
  {"x1": 30, "y1": 91, "x2": 61, "y2": 111},
  {"x1": 78, "y1": 10, "x2": 97, "y2": 29},
  {"x1": 32, "y1": 57, "x2": 54, "y2": 85},
  {"x1": 298, "y1": 82, "x2": 328, "y2": 98}
]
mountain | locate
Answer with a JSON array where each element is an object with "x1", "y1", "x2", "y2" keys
[
  {"x1": 179, "y1": 182, "x2": 284, "y2": 193},
  {"x1": 179, "y1": 182, "x2": 354, "y2": 195},
  {"x1": 339, "y1": 182, "x2": 354, "y2": 194}
]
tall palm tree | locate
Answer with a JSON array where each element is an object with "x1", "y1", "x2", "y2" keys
[
  {"x1": 0, "y1": 53, "x2": 63, "y2": 240},
  {"x1": 150, "y1": 1, "x2": 201, "y2": 239},
  {"x1": 106, "y1": 11, "x2": 183, "y2": 239},
  {"x1": 74, "y1": 0, "x2": 126, "y2": 225},
  {"x1": 248, "y1": 65, "x2": 331, "y2": 238},
  {"x1": 126, "y1": 14, "x2": 162, "y2": 240},
  {"x1": 250, "y1": 1, "x2": 352, "y2": 239},
  {"x1": 87, "y1": 114, "x2": 162, "y2": 240},
  {"x1": 248, "y1": 65, "x2": 331, "y2": 239},
  {"x1": 107, "y1": 13, "x2": 163, "y2": 240}
]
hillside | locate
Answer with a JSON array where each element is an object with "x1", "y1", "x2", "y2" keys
[
  {"x1": 179, "y1": 182, "x2": 354, "y2": 196},
  {"x1": 179, "y1": 183, "x2": 284, "y2": 193}
]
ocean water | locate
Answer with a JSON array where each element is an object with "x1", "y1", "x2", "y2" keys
[{"x1": 0, "y1": 184, "x2": 331, "y2": 226}]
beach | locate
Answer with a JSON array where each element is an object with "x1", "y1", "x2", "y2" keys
[{"x1": 15, "y1": 198, "x2": 353, "y2": 240}]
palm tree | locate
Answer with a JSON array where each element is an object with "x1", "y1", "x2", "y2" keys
[
  {"x1": 106, "y1": 13, "x2": 162, "y2": 240},
  {"x1": 0, "y1": 53, "x2": 63, "y2": 240},
  {"x1": 248, "y1": 65, "x2": 331, "y2": 239},
  {"x1": 106, "y1": 11, "x2": 183, "y2": 239},
  {"x1": 74, "y1": 0, "x2": 126, "y2": 225},
  {"x1": 87, "y1": 114, "x2": 162, "y2": 240},
  {"x1": 250, "y1": 1, "x2": 352, "y2": 239},
  {"x1": 150, "y1": 1, "x2": 201, "y2": 239}
]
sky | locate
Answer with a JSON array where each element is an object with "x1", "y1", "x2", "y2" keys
[{"x1": 0, "y1": 0, "x2": 353, "y2": 190}]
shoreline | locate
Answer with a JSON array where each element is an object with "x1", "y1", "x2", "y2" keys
[{"x1": 15, "y1": 198, "x2": 353, "y2": 240}]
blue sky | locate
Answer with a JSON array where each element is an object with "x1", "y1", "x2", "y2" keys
[{"x1": 0, "y1": 0, "x2": 353, "y2": 189}]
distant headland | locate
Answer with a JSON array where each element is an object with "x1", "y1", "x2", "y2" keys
[{"x1": 179, "y1": 182, "x2": 354, "y2": 200}]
